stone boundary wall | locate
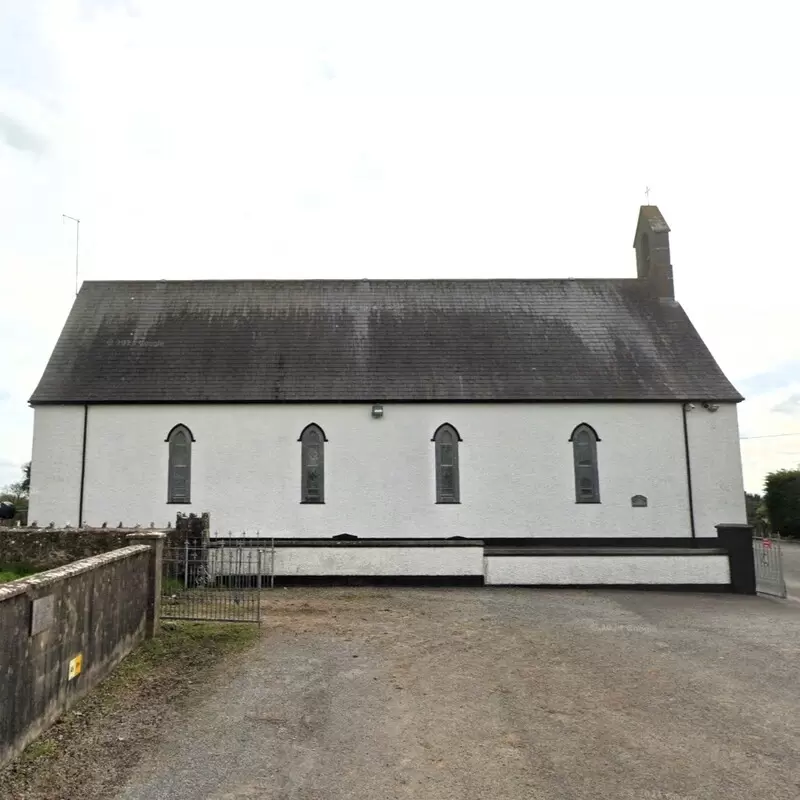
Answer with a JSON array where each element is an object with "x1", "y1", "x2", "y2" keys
[
  {"x1": 0, "y1": 534, "x2": 164, "y2": 769},
  {"x1": 0, "y1": 513, "x2": 207, "y2": 571},
  {"x1": 0, "y1": 528, "x2": 147, "y2": 571}
]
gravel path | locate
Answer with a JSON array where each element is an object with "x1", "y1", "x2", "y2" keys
[
  {"x1": 117, "y1": 588, "x2": 800, "y2": 800},
  {"x1": 778, "y1": 539, "x2": 800, "y2": 600}
]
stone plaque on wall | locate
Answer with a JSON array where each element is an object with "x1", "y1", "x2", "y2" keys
[
  {"x1": 30, "y1": 595, "x2": 55, "y2": 636},
  {"x1": 631, "y1": 495, "x2": 648, "y2": 508}
]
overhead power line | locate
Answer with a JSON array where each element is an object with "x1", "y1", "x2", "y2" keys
[{"x1": 740, "y1": 432, "x2": 800, "y2": 441}]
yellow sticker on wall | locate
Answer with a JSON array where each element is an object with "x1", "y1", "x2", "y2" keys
[{"x1": 68, "y1": 654, "x2": 83, "y2": 680}]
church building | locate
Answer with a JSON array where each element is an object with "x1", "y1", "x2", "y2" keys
[{"x1": 27, "y1": 206, "x2": 747, "y2": 585}]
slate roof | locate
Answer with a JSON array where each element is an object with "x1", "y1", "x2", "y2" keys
[{"x1": 29, "y1": 279, "x2": 742, "y2": 404}]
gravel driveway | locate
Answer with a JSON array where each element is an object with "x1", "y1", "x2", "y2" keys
[
  {"x1": 117, "y1": 588, "x2": 800, "y2": 800},
  {"x1": 778, "y1": 539, "x2": 800, "y2": 601}
]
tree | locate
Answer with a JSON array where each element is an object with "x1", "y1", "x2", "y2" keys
[
  {"x1": 763, "y1": 468, "x2": 800, "y2": 538},
  {"x1": 0, "y1": 462, "x2": 30, "y2": 524},
  {"x1": 3, "y1": 462, "x2": 30, "y2": 504},
  {"x1": 745, "y1": 492, "x2": 768, "y2": 528}
]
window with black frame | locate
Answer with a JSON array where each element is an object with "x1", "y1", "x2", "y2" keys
[
  {"x1": 432, "y1": 423, "x2": 461, "y2": 504},
  {"x1": 166, "y1": 424, "x2": 194, "y2": 503},
  {"x1": 299, "y1": 423, "x2": 326, "y2": 503},
  {"x1": 570, "y1": 423, "x2": 600, "y2": 503}
]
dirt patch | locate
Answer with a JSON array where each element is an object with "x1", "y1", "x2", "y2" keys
[
  {"x1": 1, "y1": 622, "x2": 259, "y2": 800},
  {"x1": 259, "y1": 589, "x2": 409, "y2": 635}
]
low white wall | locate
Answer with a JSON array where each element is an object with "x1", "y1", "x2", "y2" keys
[
  {"x1": 208, "y1": 547, "x2": 730, "y2": 584},
  {"x1": 210, "y1": 546, "x2": 485, "y2": 576},
  {"x1": 484, "y1": 555, "x2": 730, "y2": 585}
]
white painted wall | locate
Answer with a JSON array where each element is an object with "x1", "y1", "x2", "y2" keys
[
  {"x1": 28, "y1": 405, "x2": 84, "y2": 527},
  {"x1": 210, "y1": 546, "x2": 485, "y2": 576},
  {"x1": 484, "y1": 554, "x2": 731, "y2": 585},
  {"x1": 685, "y1": 403, "x2": 747, "y2": 535},
  {"x1": 30, "y1": 402, "x2": 745, "y2": 539}
]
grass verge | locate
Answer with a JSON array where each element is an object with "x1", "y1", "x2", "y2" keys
[
  {"x1": 0, "y1": 564, "x2": 37, "y2": 583},
  {"x1": 1, "y1": 621, "x2": 260, "y2": 800}
]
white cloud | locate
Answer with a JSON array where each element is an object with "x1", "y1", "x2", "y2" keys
[
  {"x1": 771, "y1": 393, "x2": 800, "y2": 416},
  {"x1": 1, "y1": 0, "x2": 800, "y2": 493},
  {"x1": 738, "y1": 384, "x2": 800, "y2": 491},
  {"x1": 0, "y1": 111, "x2": 47, "y2": 154}
]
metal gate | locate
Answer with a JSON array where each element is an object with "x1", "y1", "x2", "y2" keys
[
  {"x1": 161, "y1": 540, "x2": 272, "y2": 623},
  {"x1": 753, "y1": 531, "x2": 787, "y2": 598}
]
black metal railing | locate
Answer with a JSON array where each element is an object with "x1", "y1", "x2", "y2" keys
[{"x1": 161, "y1": 540, "x2": 271, "y2": 623}]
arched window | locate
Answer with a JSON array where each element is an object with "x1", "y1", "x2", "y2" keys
[
  {"x1": 569, "y1": 423, "x2": 600, "y2": 503},
  {"x1": 432, "y1": 423, "x2": 462, "y2": 504},
  {"x1": 165, "y1": 424, "x2": 194, "y2": 504},
  {"x1": 299, "y1": 424, "x2": 327, "y2": 503}
]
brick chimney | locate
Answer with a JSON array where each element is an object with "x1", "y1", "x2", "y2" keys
[{"x1": 633, "y1": 205, "x2": 674, "y2": 299}]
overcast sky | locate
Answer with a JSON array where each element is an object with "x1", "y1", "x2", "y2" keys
[{"x1": 1, "y1": 0, "x2": 799, "y2": 494}]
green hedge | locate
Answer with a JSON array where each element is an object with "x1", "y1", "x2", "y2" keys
[{"x1": 764, "y1": 468, "x2": 800, "y2": 538}]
